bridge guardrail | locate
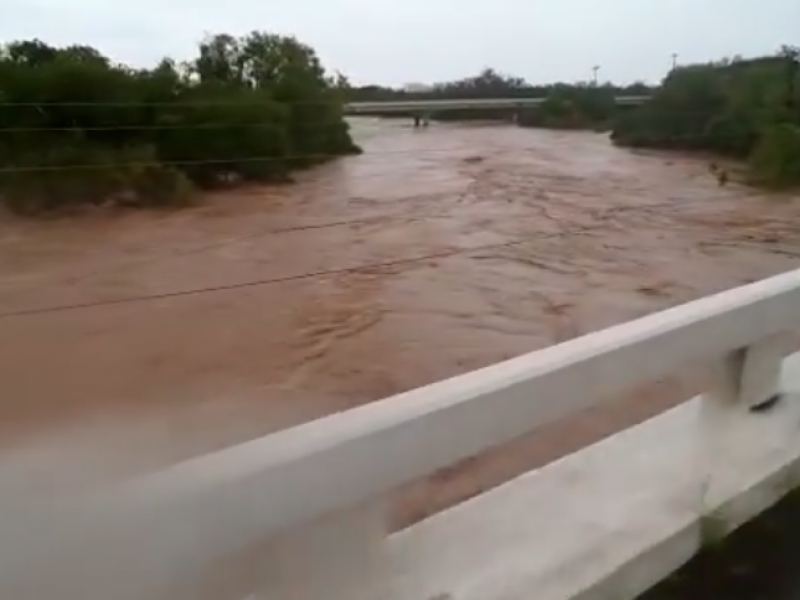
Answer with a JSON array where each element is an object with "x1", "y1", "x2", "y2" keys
[
  {"x1": 1, "y1": 267, "x2": 799, "y2": 600},
  {"x1": 345, "y1": 95, "x2": 650, "y2": 113}
]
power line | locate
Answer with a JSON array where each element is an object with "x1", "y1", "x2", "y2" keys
[
  {"x1": 0, "y1": 115, "x2": 769, "y2": 317},
  {"x1": 0, "y1": 135, "x2": 771, "y2": 176},
  {"x1": 0, "y1": 120, "x2": 350, "y2": 133},
  {"x1": 0, "y1": 96, "x2": 646, "y2": 108},
  {"x1": 0, "y1": 147, "x2": 471, "y2": 174},
  {"x1": 0, "y1": 109, "x2": 733, "y2": 134},
  {"x1": 0, "y1": 193, "x2": 732, "y2": 322},
  {"x1": 52, "y1": 209, "x2": 458, "y2": 289},
  {"x1": 0, "y1": 128, "x2": 752, "y2": 302},
  {"x1": 0, "y1": 236, "x2": 547, "y2": 320},
  {"x1": 11, "y1": 187, "x2": 720, "y2": 302},
  {"x1": 0, "y1": 99, "x2": 353, "y2": 108},
  {"x1": 0, "y1": 163, "x2": 549, "y2": 297},
  {"x1": 0, "y1": 152, "x2": 529, "y2": 296}
]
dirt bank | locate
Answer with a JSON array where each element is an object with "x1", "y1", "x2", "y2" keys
[{"x1": 0, "y1": 119, "x2": 798, "y2": 526}]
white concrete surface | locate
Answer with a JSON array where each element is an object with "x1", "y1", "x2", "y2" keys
[
  {"x1": 2, "y1": 267, "x2": 800, "y2": 600},
  {"x1": 345, "y1": 95, "x2": 649, "y2": 113},
  {"x1": 391, "y1": 353, "x2": 800, "y2": 600}
]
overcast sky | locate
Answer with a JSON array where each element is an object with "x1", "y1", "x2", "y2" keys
[{"x1": 1, "y1": 0, "x2": 798, "y2": 86}]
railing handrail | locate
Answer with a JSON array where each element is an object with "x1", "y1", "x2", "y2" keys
[
  {"x1": 131, "y1": 269, "x2": 799, "y2": 537},
  {"x1": 3, "y1": 268, "x2": 799, "y2": 599}
]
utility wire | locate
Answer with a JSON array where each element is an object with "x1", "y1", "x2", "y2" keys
[
  {"x1": 0, "y1": 99, "x2": 354, "y2": 107},
  {"x1": 0, "y1": 147, "x2": 472, "y2": 174},
  {"x1": 0, "y1": 236, "x2": 546, "y2": 320},
  {"x1": 0, "y1": 97, "x2": 617, "y2": 107},
  {"x1": 52, "y1": 209, "x2": 458, "y2": 289},
  {"x1": 0, "y1": 193, "x2": 731, "y2": 322},
  {"x1": 0, "y1": 121, "x2": 351, "y2": 133},
  {"x1": 0, "y1": 109, "x2": 732, "y2": 134},
  {"x1": 0, "y1": 128, "x2": 777, "y2": 174},
  {"x1": 0, "y1": 109, "x2": 764, "y2": 318}
]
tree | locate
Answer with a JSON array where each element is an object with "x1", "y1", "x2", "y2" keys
[
  {"x1": 0, "y1": 32, "x2": 359, "y2": 213},
  {"x1": 611, "y1": 47, "x2": 800, "y2": 187}
]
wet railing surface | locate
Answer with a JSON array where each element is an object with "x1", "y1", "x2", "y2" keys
[{"x1": 2, "y1": 268, "x2": 800, "y2": 600}]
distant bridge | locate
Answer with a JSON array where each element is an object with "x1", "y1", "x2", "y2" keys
[
  {"x1": 345, "y1": 96, "x2": 650, "y2": 126},
  {"x1": 345, "y1": 95, "x2": 650, "y2": 114}
]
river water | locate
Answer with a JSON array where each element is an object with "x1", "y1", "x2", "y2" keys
[{"x1": 0, "y1": 119, "x2": 799, "y2": 524}]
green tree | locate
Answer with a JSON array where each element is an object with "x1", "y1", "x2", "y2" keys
[
  {"x1": 0, "y1": 32, "x2": 359, "y2": 213},
  {"x1": 612, "y1": 48, "x2": 800, "y2": 186}
]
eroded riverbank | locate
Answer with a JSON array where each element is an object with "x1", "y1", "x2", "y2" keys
[{"x1": 1, "y1": 119, "x2": 798, "y2": 524}]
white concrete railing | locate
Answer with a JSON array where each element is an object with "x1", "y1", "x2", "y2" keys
[
  {"x1": 2, "y1": 268, "x2": 800, "y2": 600},
  {"x1": 346, "y1": 95, "x2": 650, "y2": 113}
]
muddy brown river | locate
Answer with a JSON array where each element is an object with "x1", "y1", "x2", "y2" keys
[{"x1": 0, "y1": 120, "x2": 799, "y2": 525}]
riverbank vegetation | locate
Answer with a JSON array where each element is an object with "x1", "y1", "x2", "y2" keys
[
  {"x1": 0, "y1": 34, "x2": 358, "y2": 213},
  {"x1": 612, "y1": 47, "x2": 800, "y2": 188},
  {"x1": 3, "y1": 39, "x2": 798, "y2": 213}
]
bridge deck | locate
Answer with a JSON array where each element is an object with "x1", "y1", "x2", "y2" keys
[{"x1": 345, "y1": 95, "x2": 649, "y2": 113}]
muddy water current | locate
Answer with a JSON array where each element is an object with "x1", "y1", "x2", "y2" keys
[{"x1": 0, "y1": 119, "x2": 799, "y2": 525}]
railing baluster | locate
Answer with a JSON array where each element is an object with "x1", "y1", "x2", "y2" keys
[
  {"x1": 699, "y1": 333, "x2": 792, "y2": 535},
  {"x1": 740, "y1": 334, "x2": 788, "y2": 411}
]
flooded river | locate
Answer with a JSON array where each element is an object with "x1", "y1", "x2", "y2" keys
[{"x1": 0, "y1": 119, "x2": 799, "y2": 524}]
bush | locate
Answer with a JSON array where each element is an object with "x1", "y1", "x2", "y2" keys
[
  {"x1": 749, "y1": 123, "x2": 800, "y2": 188},
  {"x1": 611, "y1": 47, "x2": 800, "y2": 187},
  {"x1": 0, "y1": 142, "x2": 194, "y2": 212},
  {"x1": 0, "y1": 33, "x2": 359, "y2": 213},
  {"x1": 516, "y1": 86, "x2": 616, "y2": 130}
]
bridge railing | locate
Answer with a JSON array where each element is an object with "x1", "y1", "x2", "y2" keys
[
  {"x1": 345, "y1": 95, "x2": 649, "y2": 113},
  {"x1": 2, "y1": 268, "x2": 800, "y2": 600}
]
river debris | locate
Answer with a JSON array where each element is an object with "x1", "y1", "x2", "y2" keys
[{"x1": 709, "y1": 162, "x2": 729, "y2": 186}]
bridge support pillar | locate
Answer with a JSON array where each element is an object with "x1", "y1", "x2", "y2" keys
[{"x1": 413, "y1": 113, "x2": 430, "y2": 128}]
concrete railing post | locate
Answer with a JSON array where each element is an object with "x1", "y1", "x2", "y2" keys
[
  {"x1": 738, "y1": 334, "x2": 788, "y2": 412},
  {"x1": 699, "y1": 333, "x2": 789, "y2": 513},
  {"x1": 254, "y1": 502, "x2": 391, "y2": 600},
  {"x1": 705, "y1": 333, "x2": 787, "y2": 412}
]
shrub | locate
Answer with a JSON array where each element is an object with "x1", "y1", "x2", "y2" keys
[
  {"x1": 748, "y1": 123, "x2": 800, "y2": 188},
  {"x1": 611, "y1": 48, "x2": 800, "y2": 188},
  {"x1": 0, "y1": 32, "x2": 358, "y2": 213}
]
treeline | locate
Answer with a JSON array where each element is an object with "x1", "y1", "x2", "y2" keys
[
  {"x1": 0, "y1": 33, "x2": 358, "y2": 213},
  {"x1": 347, "y1": 68, "x2": 652, "y2": 102},
  {"x1": 612, "y1": 47, "x2": 800, "y2": 187},
  {"x1": 348, "y1": 68, "x2": 652, "y2": 128},
  {"x1": 516, "y1": 84, "x2": 623, "y2": 130}
]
